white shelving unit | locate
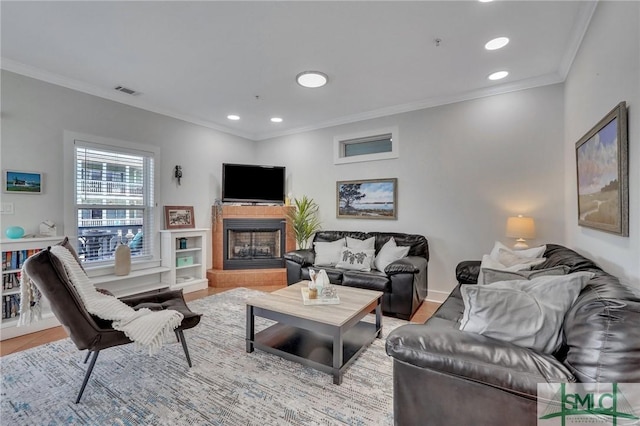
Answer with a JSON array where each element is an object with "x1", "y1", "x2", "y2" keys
[
  {"x1": 1, "y1": 236, "x2": 61, "y2": 340},
  {"x1": 90, "y1": 266, "x2": 171, "y2": 298},
  {"x1": 160, "y1": 228, "x2": 209, "y2": 294}
]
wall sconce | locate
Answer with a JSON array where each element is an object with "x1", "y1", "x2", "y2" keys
[
  {"x1": 506, "y1": 215, "x2": 536, "y2": 249},
  {"x1": 174, "y1": 165, "x2": 182, "y2": 185}
]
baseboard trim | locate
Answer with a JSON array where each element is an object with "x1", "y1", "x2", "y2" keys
[{"x1": 426, "y1": 289, "x2": 451, "y2": 304}]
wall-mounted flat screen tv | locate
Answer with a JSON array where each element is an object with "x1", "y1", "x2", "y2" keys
[{"x1": 222, "y1": 163, "x2": 286, "y2": 204}]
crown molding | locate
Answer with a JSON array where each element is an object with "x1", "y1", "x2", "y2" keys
[
  {"x1": 557, "y1": 0, "x2": 598, "y2": 80},
  {"x1": 255, "y1": 72, "x2": 565, "y2": 141},
  {"x1": 2, "y1": 56, "x2": 569, "y2": 143},
  {"x1": 0, "y1": 58, "x2": 257, "y2": 141}
]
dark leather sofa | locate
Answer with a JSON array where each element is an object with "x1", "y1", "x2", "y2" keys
[
  {"x1": 284, "y1": 231, "x2": 428, "y2": 320},
  {"x1": 386, "y1": 244, "x2": 640, "y2": 426}
]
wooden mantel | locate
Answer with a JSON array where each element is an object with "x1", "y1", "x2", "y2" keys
[{"x1": 207, "y1": 205, "x2": 296, "y2": 288}]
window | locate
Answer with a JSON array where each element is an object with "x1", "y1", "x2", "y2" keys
[
  {"x1": 334, "y1": 126, "x2": 399, "y2": 164},
  {"x1": 72, "y1": 138, "x2": 155, "y2": 264}
]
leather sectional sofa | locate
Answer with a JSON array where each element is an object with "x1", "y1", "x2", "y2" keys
[
  {"x1": 386, "y1": 244, "x2": 640, "y2": 426},
  {"x1": 284, "y1": 231, "x2": 429, "y2": 320}
]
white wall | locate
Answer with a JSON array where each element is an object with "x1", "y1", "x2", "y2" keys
[
  {"x1": 564, "y1": 1, "x2": 640, "y2": 288},
  {"x1": 257, "y1": 84, "x2": 566, "y2": 301},
  {"x1": 0, "y1": 71, "x2": 256, "y2": 267}
]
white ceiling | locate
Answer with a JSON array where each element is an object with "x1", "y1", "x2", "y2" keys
[{"x1": 1, "y1": 1, "x2": 596, "y2": 141}]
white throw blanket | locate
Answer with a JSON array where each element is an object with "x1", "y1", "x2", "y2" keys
[
  {"x1": 18, "y1": 266, "x2": 42, "y2": 326},
  {"x1": 20, "y1": 246, "x2": 184, "y2": 354}
]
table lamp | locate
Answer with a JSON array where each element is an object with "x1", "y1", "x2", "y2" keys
[{"x1": 506, "y1": 215, "x2": 535, "y2": 249}]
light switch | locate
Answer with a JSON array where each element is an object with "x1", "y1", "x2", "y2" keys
[{"x1": 1, "y1": 202, "x2": 14, "y2": 214}]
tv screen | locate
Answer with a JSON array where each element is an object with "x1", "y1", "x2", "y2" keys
[{"x1": 222, "y1": 163, "x2": 286, "y2": 204}]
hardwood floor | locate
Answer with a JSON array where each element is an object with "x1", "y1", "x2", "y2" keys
[{"x1": 0, "y1": 285, "x2": 441, "y2": 357}]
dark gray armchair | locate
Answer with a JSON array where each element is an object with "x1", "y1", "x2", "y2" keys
[{"x1": 23, "y1": 246, "x2": 201, "y2": 403}]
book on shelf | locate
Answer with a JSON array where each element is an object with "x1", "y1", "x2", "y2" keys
[
  {"x1": 2, "y1": 294, "x2": 20, "y2": 320},
  {"x1": 3, "y1": 251, "x2": 11, "y2": 271},
  {"x1": 3, "y1": 272, "x2": 20, "y2": 290},
  {"x1": 2, "y1": 248, "x2": 42, "y2": 272}
]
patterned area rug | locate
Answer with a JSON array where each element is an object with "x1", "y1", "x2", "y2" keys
[{"x1": 1, "y1": 288, "x2": 407, "y2": 425}]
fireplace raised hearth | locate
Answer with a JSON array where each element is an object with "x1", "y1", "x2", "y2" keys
[{"x1": 223, "y1": 218, "x2": 286, "y2": 270}]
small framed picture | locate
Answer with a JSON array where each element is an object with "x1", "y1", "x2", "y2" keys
[
  {"x1": 3, "y1": 170, "x2": 43, "y2": 194},
  {"x1": 164, "y1": 205, "x2": 195, "y2": 229},
  {"x1": 336, "y1": 178, "x2": 397, "y2": 219}
]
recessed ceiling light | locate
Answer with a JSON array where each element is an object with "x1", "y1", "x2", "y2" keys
[
  {"x1": 270, "y1": 117, "x2": 283, "y2": 123},
  {"x1": 296, "y1": 71, "x2": 328, "y2": 88},
  {"x1": 478, "y1": 0, "x2": 493, "y2": 3},
  {"x1": 488, "y1": 71, "x2": 509, "y2": 81},
  {"x1": 485, "y1": 37, "x2": 509, "y2": 50},
  {"x1": 227, "y1": 114, "x2": 240, "y2": 120}
]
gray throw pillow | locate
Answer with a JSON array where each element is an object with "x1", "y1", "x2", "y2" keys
[
  {"x1": 346, "y1": 236, "x2": 375, "y2": 250},
  {"x1": 483, "y1": 265, "x2": 571, "y2": 285},
  {"x1": 373, "y1": 237, "x2": 410, "y2": 272},
  {"x1": 313, "y1": 238, "x2": 346, "y2": 267},
  {"x1": 336, "y1": 247, "x2": 375, "y2": 271},
  {"x1": 459, "y1": 272, "x2": 594, "y2": 354}
]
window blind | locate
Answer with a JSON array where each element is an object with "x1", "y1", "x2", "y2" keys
[{"x1": 74, "y1": 141, "x2": 155, "y2": 264}]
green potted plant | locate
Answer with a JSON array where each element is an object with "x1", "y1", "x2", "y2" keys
[{"x1": 287, "y1": 195, "x2": 322, "y2": 249}]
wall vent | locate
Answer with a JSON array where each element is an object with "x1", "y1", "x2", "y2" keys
[{"x1": 114, "y1": 85, "x2": 138, "y2": 95}]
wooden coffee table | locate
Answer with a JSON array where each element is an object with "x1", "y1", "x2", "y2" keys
[{"x1": 246, "y1": 281, "x2": 383, "y2": 384}]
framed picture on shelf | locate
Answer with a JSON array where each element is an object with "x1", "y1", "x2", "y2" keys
[
  {"x1": 3, "y1": 170, "x2": 43, "y2": 194},
  {"x1": 576, "y1": 101, "x2": 628, "y2": 236},
  {"x1": 336, "y1": 178, "x2": 397, "y2": 219},
  {"x1": 164, "y1": 205, "x2": 195, "y2": 229}
]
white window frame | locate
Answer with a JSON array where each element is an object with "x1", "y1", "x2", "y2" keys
[
  {"x1": 333, "y1": 126, "x2": 399, "y2": 164},
  {"x1": 63, "y1": 131, "x2": 161, "y2": 269}
]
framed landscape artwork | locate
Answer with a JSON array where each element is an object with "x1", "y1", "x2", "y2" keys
[
  {"x1": 575, "y1": 101, "x2": 628, "y2": 236},
  {"x1": 3, "y1": 170, "x2": 43, "y2": 194},
  {"x1": 337, "y1": 178, "x2": 397, "y2": 219},
  {"x1": 164, "y1": 205, "x2": 195, "y2": 229}
]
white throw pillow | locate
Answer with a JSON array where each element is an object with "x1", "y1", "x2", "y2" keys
[
  {"x1": 496, "y1": 249, "x2": 547, "y2": 268},
  {"x1": 489, "y1": 241, "x2": 546, "y2": 261},
  {"x1": 477, "y1": 242, "x2": 547, "y2": 284},
  {"x1": 482, "y1": 265, "x2": 570, "y2": 284},
  {"x1": 346, "y1": 236, "x2": 375, "y2": 250},
  {"x1": 313, "y1": 238, "x2": 346, "y2": 266},
  {"x1": 374, "y1": 237, "x2": 410, "y2": 272},
  {"x1": 459, "y1": 272, "x2": 594, "y2": 354},
  {"x1": 478, "y1": 254, "x2": 539, "y2": 285},
  {"x1": 336, "y1": 247, "x2": 376, "y2": 271}
]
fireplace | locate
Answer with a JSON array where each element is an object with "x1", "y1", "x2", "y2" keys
[
  {"x1": 208, "y1": 205, "x2": 296, "y2": 288},
  {"x1": 223, "y1": 218, "x2": 286, "y2": 270}
]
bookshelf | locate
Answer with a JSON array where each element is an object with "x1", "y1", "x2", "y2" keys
[
  {"x1": 160, "y1": 229, "x2": 209, "y2": 293},
  {"x1": 1, "y1": 236, "x2": 61, "y2": 340}
]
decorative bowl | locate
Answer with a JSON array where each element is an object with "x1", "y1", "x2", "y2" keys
[{"x1": 5, "y1": 226, "x2": 25, "y2": 239}]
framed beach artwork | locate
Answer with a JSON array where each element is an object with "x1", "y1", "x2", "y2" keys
[
  {"x1": 336, "y1": 178, "x2": 397, "y2": 219},
  {"x1": 575, "y1": 101, "x2": 628, "y2": 236},
  {"x1": 164, "y1": 205, "x2": 195, "y2": 229},
  {"x1": 3, "y1": 170, "x2": 43, "y2": 194}
]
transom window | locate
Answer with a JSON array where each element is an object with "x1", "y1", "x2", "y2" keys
[
  {"x1": 343, "y1": 133, "x2": 393, "y2": 157},
  {"x1": 334, "y1": 126, "x2": 399, "y2": 164}
]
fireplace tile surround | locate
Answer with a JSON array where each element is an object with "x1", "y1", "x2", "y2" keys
[{"x1": 207, "y1": 205, "x2": 295, "y2": 288}]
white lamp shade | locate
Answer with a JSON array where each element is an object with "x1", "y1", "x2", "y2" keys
[{"x1": 506, "y1": 216, "x2": 536, "y2": 239}]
